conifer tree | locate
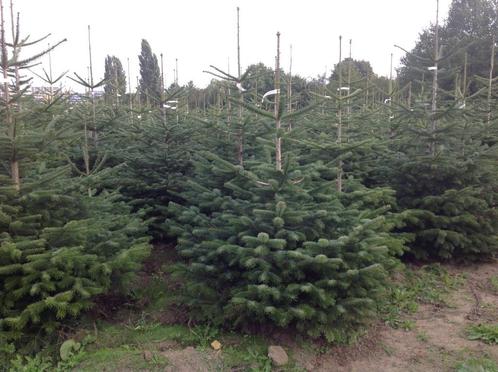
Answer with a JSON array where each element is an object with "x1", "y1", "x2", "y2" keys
[
  {"x1": 104, "y1": 55, "x2": 127, "y2": 105},
  {"x1": 371, "y1": 0, "x2": 498, "y2": 261},
  {"x1": 164, "y1": 34, "x2": 406, "y2": 338},
  {"x1": 138, "y1": 39, "x2": 161, "y2": 106},
  {"x1": 0, "y1": 4, "x2": 151, "y2": 358}
]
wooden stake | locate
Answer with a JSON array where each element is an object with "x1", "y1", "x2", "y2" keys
[
  {"x1": 275, "y1": 32, "x2": 282, "y2": 172},
  {"x1": 1, "y1": 0, "x2": 18, "y2": 190},
  {"x1": 236, "y1": 6, "x2": 244, "y2": 166},
  {"x1": 337, "y1": 35, "x2": 343, "y2": 192},
  {"x1": 462, "y1": 51, "x2": 468, "y2": 105},
  {"x1": 487, "y1": 35, "x2": 495, "y2": 125},
  {"x1": 127, "y1": 57, "x2": 133, "y2": 123},
  {"x1": 287, "y1": 44, "x2": 293, "y2": 113},
  {"x1": 430, "y1": 0, "x2": 439, "y2": 156}
]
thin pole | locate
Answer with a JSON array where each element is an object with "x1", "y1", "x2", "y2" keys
[
  {"x1": 160, "y1": 53, "x2": 166, "y2": 124},
  {"x1": 227, "y1": 56, "x2": 232, "y2": 128},
  {"x1": 337, "y1": 35, "x2": 343, "y2": 192},
  {"x1": 275, "y1": 32, "x2": 282, "y2": 171},
  {"x1": 48, "y1": 43, "x2": 53, "y2": 100},
  {"x1": 175, "y1": 58, "x2": 178, "y2": 85},
  {"x1": 430, "y1": 0, "x2": 439, "y2": 156},
  {"x1": 288, "y1": 44, "x2": 293, "y2": 113},
  {"x1": 236, "y1": 6, "x2": 243, "y2": 166},
  {"x1": 237, "y1": 7, "x2": 241, "y2": 78},
  {"x1": 127, "y1": 57, "x2": 133, "y2": 122},
  {"x1": 389, "y1": 53, "x2": 394, "y2": 137},
  {"x1": 347, "y1": 39, "x2": 352, "y2": 118},
  {"x1": 462, "y1": 52, "x2": 468, "y2": 105},
  {"x1": 487, "y1": 35, "x2": 495, "y2": 125},
  {"x1": 1, "y1": 0, "x2": 19, "y2": 189}
]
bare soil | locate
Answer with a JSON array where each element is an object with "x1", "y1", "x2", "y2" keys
[
  {"x1": 290, "y1": 262, "x2": 498, "y2": 371},
  {"x1": 98, "y1": 260, "x2": 498, "y2": 371}
]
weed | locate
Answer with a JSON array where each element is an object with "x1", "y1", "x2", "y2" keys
[
  {"x1": 245, "y1": 346, "x2": 273, "y2": 372},
  {"x1": 8, "y1": 355, "x2": 52, "y2": 372},
  {"x1": 124, "y1": 311, "x2": 160, "y2": 333},
  {"x1": 489, "y1": 276, "x2": 498, "y2": 293},
  {"x1": 188, "y1": 324, "x2": 220, "y2": 348},
  {"x1": 467, "y1": 324, "x2": 498, "y2": 345},
  {"x1": 416, "y1": 331, "x2": 429, "y2": 342},
  {"x1": 380, "y1": 264, "x2": 464, "y2": 329},
  {"x1": 455, "y1": 356, "x2": 498, "y2": 372}
]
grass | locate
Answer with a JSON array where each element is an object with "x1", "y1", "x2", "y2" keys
[
  {"x1": 380, "y1": 263, "x2": 465, "y2": 329},
  {"x1": 455, "y1": 355, "x2": 498, "y2": 372},
  {"x1": 91, "y1": 321, "x2": 197, "y2": 348},
  {"x1": 75, "y1": 348, "x2": 169, "y2": 371},
  {"x1": 489, "y1": 276, "x2": 498, "y2": 293},
  {"x1": 416, "y1": 331, "x2": 429, "y2": 342},
  {"x1": 67, "y1": 319, "x2": 304, "y2": 371},
  {"x1": 467, "y1": 324, "x2": 498, "y2": 345}
]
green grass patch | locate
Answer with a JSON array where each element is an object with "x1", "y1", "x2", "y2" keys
[
  {"x1": 380, "y1": 264, "x2": 464, "y2": 329},
  {"x1": 75, "y1": 348, "x2": 168, "y2": 372},
  {"x1": 489, "y1": 276, "x2": 498, "y2": 293},
  {"x1": 91, "y1": 321, "x2": 197, "y2": 349},
  {"x1": 455, "y1": 356, "x2": 498, "y2": 372},
  {"x1": 467, "y1": 324, "x2": 498, "y2": 345}
]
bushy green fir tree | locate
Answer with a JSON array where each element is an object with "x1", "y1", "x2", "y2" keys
[
  {"x1": 165, "y1": 151, "x2": 405, "y2": 340},
  {"x1": 0, "y1": 9, "x2": 151, "y2": 358}
]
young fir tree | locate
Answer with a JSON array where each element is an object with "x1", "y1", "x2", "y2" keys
[
  {"x1": 164, "y1": 33, "x2": 406, "y2": 340},
  {"x1": 0, "y1": 4, "x2": 151, "y2": 359},
  {"x1": 376, "y1": 0, "x2": 498, "y2": 261}
]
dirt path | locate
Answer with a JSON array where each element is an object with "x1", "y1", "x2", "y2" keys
[{"x1": 291, "y1": 262, "x2": 498, "y2": 372}]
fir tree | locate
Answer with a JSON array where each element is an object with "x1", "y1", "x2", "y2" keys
[{"x1": 165, "y1": 152, "x2": 405, "y2": 340}]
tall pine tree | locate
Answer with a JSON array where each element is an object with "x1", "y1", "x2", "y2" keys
[{"x1": 138, "y1": 39, "x2": 161, "y2": 106}]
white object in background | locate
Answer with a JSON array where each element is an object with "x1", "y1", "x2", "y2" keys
[
  {"x1": 236, "y1": 82, "x2": 246, "y2": 92},
  {"x1": 384, "y1": 98, "x2": 391, "y2": 104},
  {"x1": 337, "y1": 86, "x2": 350, "y2": 91},
  {"x1": 428, "y1": 66, "x2": 437, "y2": 71},
  {"x1": 261, "y1": 89, "x2": 280, "y2": 103}
]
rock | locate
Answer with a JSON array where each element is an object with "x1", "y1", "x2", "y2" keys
[
  {"x1": 143, "y1": 350, "x2": 153, "y2": 361},
  {"x1": 158, "y1": 340, "x2": 179, "y2": 351},
  {"x1": 210, "y1": 340, "x2": 222, "y2": 350},
  {"x1": 268, "y1": 345, "x2": 289, "y2": 366}
]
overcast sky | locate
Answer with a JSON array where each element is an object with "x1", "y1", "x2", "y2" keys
[{"x1": 15, "y1": 0, "x2": 452, "y2": 90}]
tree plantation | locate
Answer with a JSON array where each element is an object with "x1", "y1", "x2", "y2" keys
[{"x1": 1, "y1": 0, "x2": 497, "y2": 370}]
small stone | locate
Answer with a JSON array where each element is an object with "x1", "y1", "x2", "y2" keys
[
  {"x1": 158, "y1": 340, "x2": 178, "y2": 351},
  {"x1": 211, "y1": 340, "x2": 222, "y2": 350},
  {"x1": 143, "y1": 350, "x2": 153, "y2": 361},
  {"x1": 268, "y1": 345, "x2": 288, "y2": 366}
]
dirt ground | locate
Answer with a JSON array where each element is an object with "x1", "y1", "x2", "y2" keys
[
  {"x1": 82, "y1": 261, "x2": 497, "y2": 371},
  {"x1": 157, "y1": 262, "x2": 498, "y2": 372},
  {"x1": 288, "y1": 262, "x2": 498, "y2": 372}
]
